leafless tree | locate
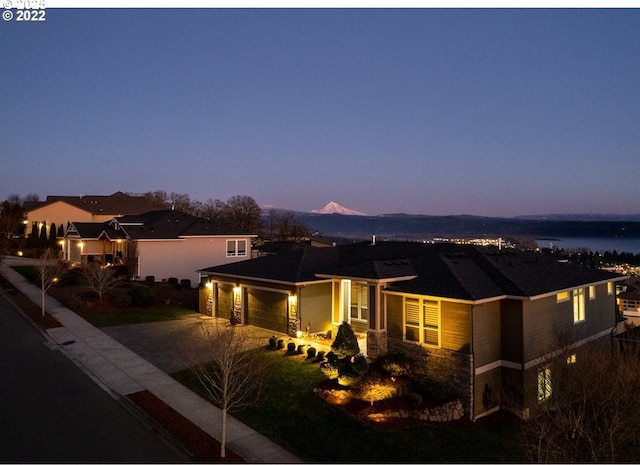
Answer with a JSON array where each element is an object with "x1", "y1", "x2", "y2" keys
[
  {"x1": 187, "y1": 321, "x2": 270, "y2": 458},
  {"x1": 223, "y1": 195, "x2": 263, "y2": 234},
  {"x1": 35, "y1": 249, "x2": 61, "y2": 317},
  {"x1": 517, "y1": 341, "x2": 640, "y2": 462},
  {"x1": 83, "y1": 262, "x2": 122, "y2": 302}
]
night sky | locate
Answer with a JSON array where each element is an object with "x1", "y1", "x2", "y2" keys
[{"x1": 2, "y1": 7, "x2": 639, "y2": 217}]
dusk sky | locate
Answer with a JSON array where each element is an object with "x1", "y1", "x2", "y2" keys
[{"x1": 2, "y1": 8, "x2": 639, "y2": 217}]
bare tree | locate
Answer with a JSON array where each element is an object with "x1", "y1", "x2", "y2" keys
[
  {"x1": 517, "y1": 341, "x2": 640, "y2": 462},
  {"x1": 223, "y1": 195, "x2": 263, "y2": 234},
  {"x1": 187, "y1": 321, "x2": 270, "y2": 458},
  {"x1": 35, "y1": 249, "x2": 61, "y2": 317},
  {"x1": 83, "y1": 263, "x2": 122, "y2": 302}
]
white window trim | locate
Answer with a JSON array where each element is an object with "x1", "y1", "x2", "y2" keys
[
  {"x1": 226, "y1": 239, "x2": 248, "y2": 257},
  {"x1": 403, "y1": 297, "x2": 441, "y2": 347}
]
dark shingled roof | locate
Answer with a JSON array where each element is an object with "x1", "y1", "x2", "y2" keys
[
  {"x1": 26, "y1": 191, "x2": 164, "y2": 216},
  {"x1": 200, "y1": 241, "x2": 624, "y2": 300},
  {"x1": 114, "y1": 210, "x2": 247, "y2": 239}
]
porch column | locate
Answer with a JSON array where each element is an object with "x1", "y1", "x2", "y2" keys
[{"x1": 367, "y1": 282, "x2": 388, "y2": 359}]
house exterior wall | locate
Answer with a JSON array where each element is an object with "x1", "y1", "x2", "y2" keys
[
  {"x1": 300, "y1": 282, "x2": 333, "y2": 335},
  {"x1": 472, "y1": 301, "x2": 502, "y2": 366},
  {"x1": 27, "y1": 202, "x2": 93, "y2": 237},
  {"x1": 136, "y1": 236, "x2": 250, "y2": 286},
  {"x1": 441, "y1": 301, "x2": 471, "y2": 353}
]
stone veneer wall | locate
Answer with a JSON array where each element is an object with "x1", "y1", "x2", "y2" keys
[
  {"x1": 366, "y1": 330, "x2": 388, "y2": 359},
  {"x1": 387, "y1": 338, "x2": 471, "y2": 417}
]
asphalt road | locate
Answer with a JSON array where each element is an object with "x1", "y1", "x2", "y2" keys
[{"x1": 0, "y1": 291, "x2": 187, "y2": 463}]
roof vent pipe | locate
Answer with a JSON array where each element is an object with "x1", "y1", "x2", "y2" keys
[{"x1": 372, "y1": 235, "x2": 376, "y2": 245}]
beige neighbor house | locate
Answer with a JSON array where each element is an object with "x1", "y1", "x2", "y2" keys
[
  {"x1": 64, "y1": 209, "x2": 255, "y2": 287},
  {"x1": 198, "y1": 240, "x2": 625, "y2": 420},
  {"x1": 24, "y1": 191, "x2": 163, "y2": 240}
]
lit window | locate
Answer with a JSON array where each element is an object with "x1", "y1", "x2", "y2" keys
[
  {"x1": 557, "y1": 291, "x2": 569, "y2": 303},
  {"x1": 608, "y1": 282, "x2": 614, "y2": 295},
  {"x1": 537, "y1": 367, "x2": 552, "y2": 401},
  {"x1": 589, "y1": 285, "x2": 596, "y2": 300},
  {"x1": 226, "y1": 239, "x2": 247, "y2": 257},
  {"x1": 567, "y1": 354, "x2": 576, "y2": 364},
  {"x1": 350, "y1": 281, "x2": 368, "y2": 321},
  {"x1": 404, "y1": 298, "x2": 440, "y2": 347},
  {"x1": 573, "y1": 288, "x2": 585, "y2": 323}
]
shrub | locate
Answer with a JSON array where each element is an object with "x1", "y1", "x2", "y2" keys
[
  {"x1": 144, "y1": 275, "x2": 155, "y2": 283},
  {"x1": 129, "y1": 283, "x2": 155, "y2": 307},
  {"x1": 110, "y1": 288, "x2": 132, "y2": 309},
  {"x1": 379, "y1": 352, "x2": 412, "y2": 377},
  {"x1": 268, "y1": 335, "x2": 278, "y2": 349},
  {"x1": 407, "y1": 392, "x2": 423, "y2": 406},
  {"x1": 58, "y1": 268, "x2": 83, "y2": 286},
  {"x1": 297, "y1": 344, "x2": 306, "y2": 355},
  {"x1": 316, "y1": 350, "x2": 326, "y2": 362},
  {"x1": 287, "y1": 341, "x2": 297, "y2": 353},
  {"x1": 276, "y1": 339, "x2": 285, "y2": 350},
  {"x1": 155, "y1": 283, "x2": 176, "y2": 304},
  {"x1": 320, "y1": 360, "x2": 339, "y2": 380},
  {"x1": 180, "y1": 279, "x2": 191, "y2": 289},
  {"x1": 167, "y1": 277, "x2": 180, "y2": 289},
  {"x1": 66, "y1": 295, "x2": 84, "y2": 311},
  {"x1": 306, "y1": 346, "x2": 317, "y2": 359}
]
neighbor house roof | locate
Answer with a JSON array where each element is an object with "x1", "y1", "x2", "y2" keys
[
  {"x1": 112, "y1": 210, "x2": 250, "y2": 240},
  {"x1": 67, "y1": 210, "x2": 253, "y2": 241},
  {"x1": 25, "y1": 191, "x2": 164, "y2": 216},
  {"x1": 199, "y1": 240, "x2": 624, "y2": 301}
]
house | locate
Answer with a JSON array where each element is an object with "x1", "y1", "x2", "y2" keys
[
  {"x1": 64, "y1": 209, "x2": 255, "y2": 286},
  {"x1": 616, "y1": 277, "x2": 640, "y2": 320},
  {"x1": 198, "y1": 240, "x2": 625, "y2": 420},
  {"x1": 24, "y1": 191, "x2": 163, "y2": 240}
]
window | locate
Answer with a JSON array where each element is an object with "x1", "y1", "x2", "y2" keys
[
  {"x1": 589, "y1": 285, "x2": 596, "y2": 300},
  {"x1": 608, "y1": 282, "x2": 614, "y2": 295},
  {"x1": 573, "y1": 288, "x2": 585, "y2": 323},
  {"x1": 557, "y1": 291, "x2": 569, "y2": 303},
  {"x1": 404, "y1": 297, "x2": 440, "y2": 346},
  {"x1": 350, "y1": 281, "x2": 368, "y2": 321},
  {"x1": 537, "y1": 367, "x2": 552, "y2": 401},
  {"x1": 567, "y1": 353, "x2": 576, "y2": 364},
  {"x1": 226, "y1": 239, "x2": 247, "y2": 257}
]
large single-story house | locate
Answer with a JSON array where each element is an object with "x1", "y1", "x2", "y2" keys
[
  {"x1": 24, "y1": 191, "x2": 163, "y2": 239},
  {"x1": 198, "y1": 240, "x2": 625, "y2": 420},
  {"x1": 64, "y1": 209, "x2": 255, "y2": 286}
]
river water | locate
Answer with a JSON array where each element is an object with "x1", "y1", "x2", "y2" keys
[{"x1": 535, "y1": 236, "x2": 640, "y2": 255}]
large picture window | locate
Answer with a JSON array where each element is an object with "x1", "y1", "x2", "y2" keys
[
  {"x1": 404, "y1": 297, "x2": 440, "y2": 347},
  {"x1": 573, "y1": 288, "x2": 585, "y2": 323},
  {"x1": 350, "y1": 281, "x2": 368, "y2": 321},
  {"x1": 226, "y1": 239, "x2": 247, "y2": 257}
]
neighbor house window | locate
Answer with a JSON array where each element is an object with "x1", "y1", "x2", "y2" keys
[
  {"x1": 557, "y1": 291, "x2": 569, "y2": 303},
  {"x1": 567, "y1": 353, "x2": 576, "y2": 364},
  {"x1": 608, "y1": 282, "x2": 614, "y2": 295},
  {"x1": 404, "y1": 297, "x2": 440, "y2": 347},
  {"x1": 226, "y1": 239, "x2": 247, "y2": 257},
  {"x1": 573, "y1": 288, "x2": 585, "y2": 323},
  {"x1": 537, "y1": 367, "x2": 552, "y2": 401},
  {"x1": 350, "y1": 281, "x2": 368, "y2": 321},
  {"x1": 589, "y1": 285, "x2": 596, "y2": 300}
]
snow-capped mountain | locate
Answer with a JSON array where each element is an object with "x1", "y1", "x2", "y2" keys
[{"x1": 311, "y1": 201, "x2": 367, "y2": 216}]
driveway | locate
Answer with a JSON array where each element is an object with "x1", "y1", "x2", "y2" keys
[{"x1": 101, "y1": 314, "x2": 291, "y2": 374}]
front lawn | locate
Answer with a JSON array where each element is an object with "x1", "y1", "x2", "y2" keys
[{"x1": 172, "y1": 349, "x2": 524, "y2": 463}]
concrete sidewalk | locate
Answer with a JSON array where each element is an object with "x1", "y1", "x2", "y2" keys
[{"x1": 0, "y1": 256, "x2": 302, "y2": 463}]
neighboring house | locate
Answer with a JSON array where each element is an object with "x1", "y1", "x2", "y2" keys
[
  {"x1": 64, "y1": 209, "x2": 255, "y2": 286},
  {"x1": 24, "y1": 191, "x2": 163, "y2": 239},
  {"x1": 616, "y1": 277, "x2": 640, "y2": 318},
  {"x1": 198, "y1": 240, "x2": 624, "y2": 420}
]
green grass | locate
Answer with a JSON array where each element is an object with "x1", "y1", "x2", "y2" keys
[
  {"x1": 83, "y1": 306, "x2": 196, "y2": 327},
  {"x1": 172, "y1": 349, "x2": 524, "y2": 463},
  {"x1": 12, "y1": 265, "x2": 39, "y2": 282}
]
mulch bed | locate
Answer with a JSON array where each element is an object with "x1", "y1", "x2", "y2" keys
[{"x1": 128, "y1": 390, "x2": 245, "y2": 463}]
